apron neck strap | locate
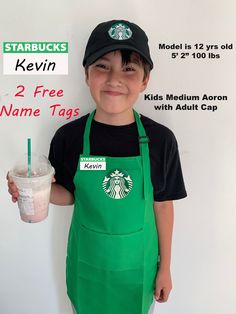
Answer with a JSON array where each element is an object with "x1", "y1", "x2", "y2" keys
[
  {"x1": 133, "y1": 110, "x2": 152, "y2": 199},
  {"x1": 83, "y1": 110, "x2": 95, "y2": 156}
]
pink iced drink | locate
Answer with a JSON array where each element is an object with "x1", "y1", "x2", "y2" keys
[
  {"x1": 19, "y1": 186, "x2": 51, "y2": 223},
  {"x1": 10, "y1": 153, "x2": 54, "y2": 223}
]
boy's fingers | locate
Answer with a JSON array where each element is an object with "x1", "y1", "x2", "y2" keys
[
  {"x1": 155, "y1": 288, "x2": 169, "y2": 303},
  {"x1": 7, "y1": 175, "x2": 15, "y2": 188},
  {"x1": 8, "y1": 181, "x2": 18, "y2": 192},
  {"x1": 154, "y1": 288, "x2": 161, "y2": 301},
  {"x1": 12, "y1": 196, "x2": 17, "y2": 203},
  {"x1": 8, "y1": 189, "x2": 19, "y2": 200},
  {"x1": 6, "y1": 172, "x2": 13, "y2": 182},
  {"x1": 7, "y1": 171, "x2": 19, "y2": 202},
  {"x1": 161, "y1": 289, "x2": 168, "y2": 302},
  {"x1": 12, "y1": 191, "x2": 19, "y2": 198},
  {"x1": 7, "y1": 173, "x2": 18, "y2": 198}
]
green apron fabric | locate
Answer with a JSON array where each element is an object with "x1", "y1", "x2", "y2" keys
[{"x1": 66, "y1": 110, "x2": 160, "y2": 314}]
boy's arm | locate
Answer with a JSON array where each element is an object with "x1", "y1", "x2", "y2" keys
[
  {"x1": 50, "y1": 182, "x2": 74, "y2": 205},
  {"x1": 153, "y1": 200, "x2": 174, "y2": 302},
  {"x1": 154, "y1": 200, "x2": 174, "y2": 270}
]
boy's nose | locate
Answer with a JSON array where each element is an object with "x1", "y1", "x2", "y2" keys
[{"x1": 106, "y1": 70, "x2": 122, "y2": 87}]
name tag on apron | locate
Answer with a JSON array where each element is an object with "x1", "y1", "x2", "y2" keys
[{"x1": 80, "y1": 157, "x2": 106, "y2": 170}]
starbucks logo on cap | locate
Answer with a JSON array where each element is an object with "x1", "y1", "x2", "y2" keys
[
  {"x1": 102, "y1": 169, "x2": 133, "y2": 199},
  {"x1": 108, "y1": 23, "x2": 132, "y2": 40}
]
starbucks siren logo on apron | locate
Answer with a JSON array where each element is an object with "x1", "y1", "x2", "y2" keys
[{"x1": 102, "y1": 169, "x2": 133, "y2": 199}]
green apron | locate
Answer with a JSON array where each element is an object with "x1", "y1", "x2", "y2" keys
[{"x1": 66, "y1": 110, "x2": 159, "y2": 314}]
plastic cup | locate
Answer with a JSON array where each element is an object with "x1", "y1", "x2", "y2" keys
[{"x1": 9, "y1": 153, "x2": 54, "y2": 223}]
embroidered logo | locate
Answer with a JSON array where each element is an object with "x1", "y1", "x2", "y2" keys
[
  {"x1": 102, "y1": 169, "x2": 133, "y2": 199},
  {"x1": 108, "y1": 23, "x2": 132, "y2": 40}
]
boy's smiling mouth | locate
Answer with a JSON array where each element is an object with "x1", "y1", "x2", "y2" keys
[{"x1": 103, "y1": 90, "x2": 125, "y2": 96}]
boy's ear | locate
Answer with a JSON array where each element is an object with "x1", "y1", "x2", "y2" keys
[
  {"x1": 85, "y1": 69, "x2": 89, "y2": 86},
  {"x1": 140, "y1": 73, "x2": 150, "y2": 92}
]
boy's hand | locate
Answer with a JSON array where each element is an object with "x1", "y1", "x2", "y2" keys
[
  {"x1": 154, "y1": 268, "x2": 172, "y2": 303},
  {"x1": 6, "y1": 172, "x2": 56, "y2": 203},
  {"x1": 6, "y1": 172, "x2": 19, "y2": 203}
]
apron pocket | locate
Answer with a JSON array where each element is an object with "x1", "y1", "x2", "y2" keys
[{"x1": 77, "y1": 223, "x2": 144, "y2": 271}]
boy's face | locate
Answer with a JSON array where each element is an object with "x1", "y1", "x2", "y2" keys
[{"x1": 85, "y1": 50, "x2": 149, "y2": 118}]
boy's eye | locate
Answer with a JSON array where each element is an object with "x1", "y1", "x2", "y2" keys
[
  {"x1": 123, "y1": 65, "x2": 136, "y2": 72},
  {"x1": 95, "y1": 63, "x2": 109, "y2": 70}
]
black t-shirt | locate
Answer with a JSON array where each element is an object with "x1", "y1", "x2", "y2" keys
[{"x1": 48, "y1": 113, "x2": 187, "y2": 202}]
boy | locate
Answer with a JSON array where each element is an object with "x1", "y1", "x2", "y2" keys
[{"x1": 8, "y1": 20, "x2": 187, "y2": 314}]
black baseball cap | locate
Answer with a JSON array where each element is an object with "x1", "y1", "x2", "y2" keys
[{"x1": 82, "y1": 19, "x2": 153, "y2": 69}]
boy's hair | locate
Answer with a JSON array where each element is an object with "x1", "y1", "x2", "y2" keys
[
  {"x1": 120, "y1": 50, "x2": 151, "y2": 81},
  {"x1": 85, "y1": 49, "x2": 150, "y2": 81}
]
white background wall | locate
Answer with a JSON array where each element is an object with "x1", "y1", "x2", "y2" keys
[{"x1": 1, "y1": 1, "x2": 236, "y2": 313}]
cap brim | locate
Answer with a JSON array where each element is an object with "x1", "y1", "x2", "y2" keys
[{"x1": 83, "y1": 44, "x2": 153, "y2": 69}]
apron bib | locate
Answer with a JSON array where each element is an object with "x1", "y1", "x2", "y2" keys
[{"x1": 66, "y1": 110, "x2": 159, "y2": 314}]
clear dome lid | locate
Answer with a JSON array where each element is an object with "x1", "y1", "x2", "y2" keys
[{"x1": 11, "y1": 153, "x2": 53, "y2": 177}]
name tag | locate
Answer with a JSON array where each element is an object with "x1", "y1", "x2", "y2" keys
[{"x1": 80, "y1": 157, "x2": 106, "y2": 170}]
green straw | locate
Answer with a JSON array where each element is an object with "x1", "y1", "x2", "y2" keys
[{"x1": 27, "y1": 138, "x2": 31, "y2": 177}]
